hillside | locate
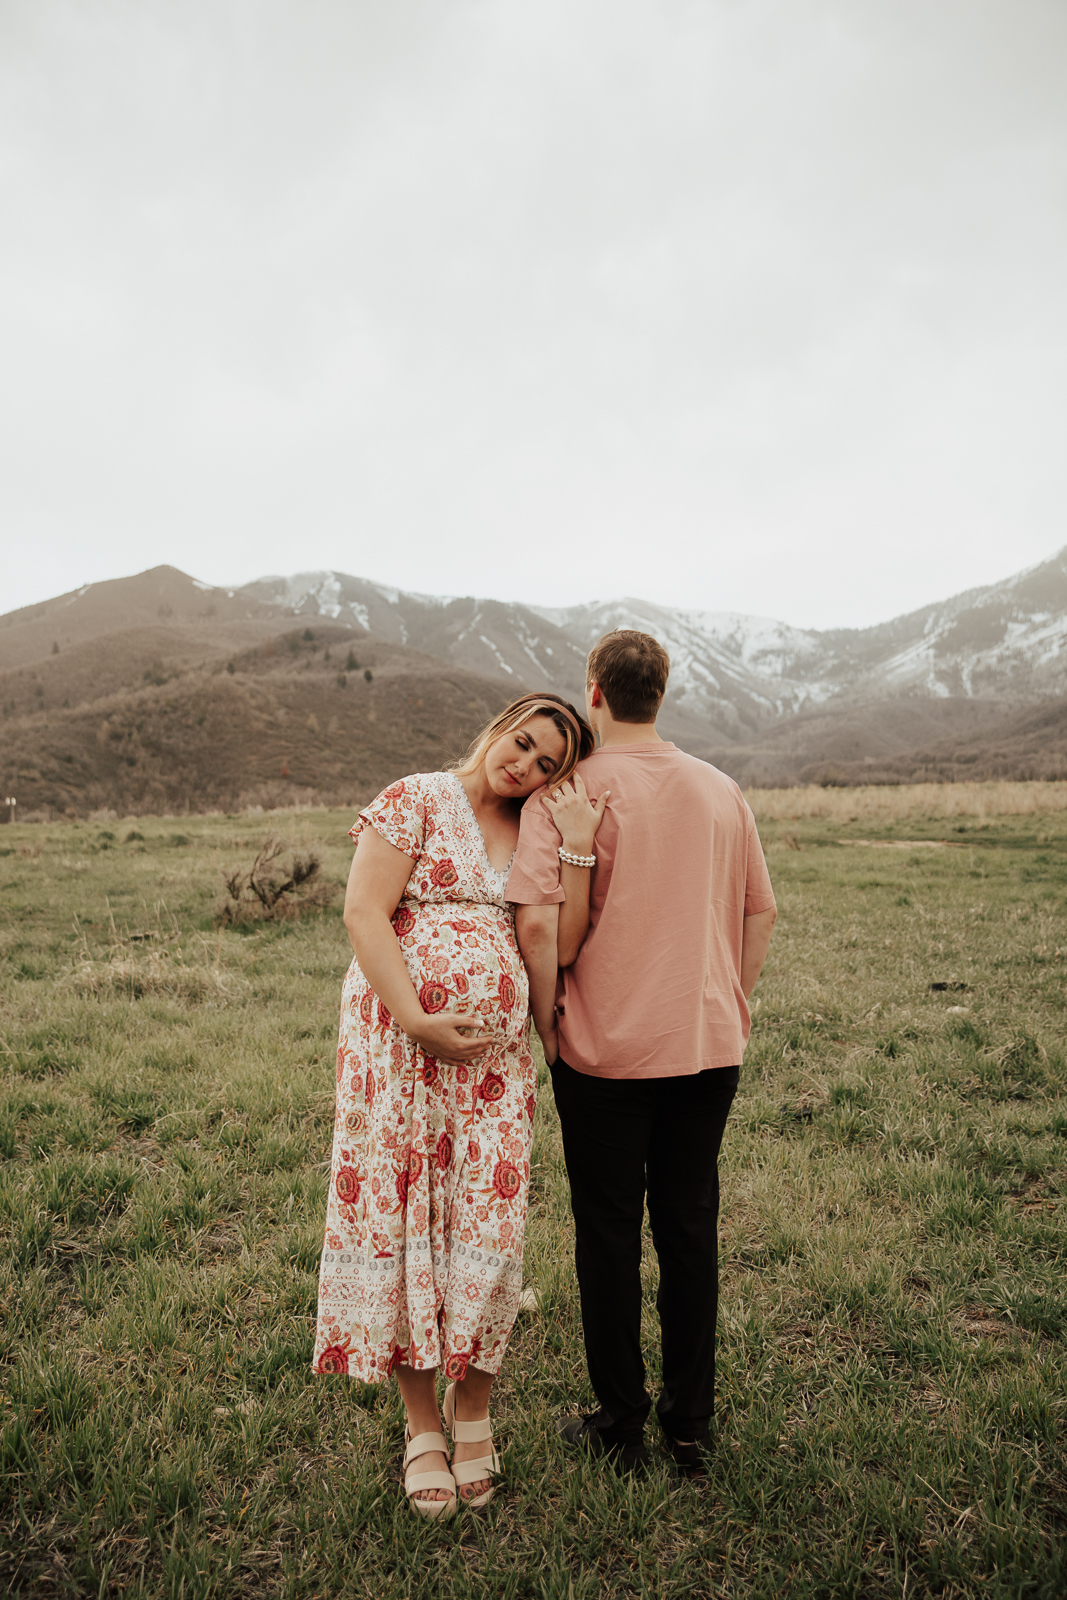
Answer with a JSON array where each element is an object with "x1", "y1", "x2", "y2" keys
[
  {"x1": 0, "y1": 624, "x2": 512, "y2": 819},
  {"x1": 705, "y1": 698, "x2": 1016, "y2": 787},
  {"x1": 0, "y1": 565, "x2": 279, "y2": 673}
]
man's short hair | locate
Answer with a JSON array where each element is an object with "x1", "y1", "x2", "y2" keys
[{"x1": 586, "y1": 630, "x2": 670, "y2": 723}]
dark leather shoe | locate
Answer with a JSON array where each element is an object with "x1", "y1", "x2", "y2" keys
[
  {"x1": 556, "y1": 1415, "x2": 651, "y2": 1477},
  {"x1": 662, "y1": 1431, "x2": 714, "y2": 1479},
  {"x1": 556, "y1": 1413, "x2": 601, "y2": 1449}
]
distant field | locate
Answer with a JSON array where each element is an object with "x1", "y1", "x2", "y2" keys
[
  {"x1": 748, "y1": 779, "x2": 1067, "y2": 823},
  {"x1": 1, "y1": 795, "x2": 1065, "y2": 1598}
]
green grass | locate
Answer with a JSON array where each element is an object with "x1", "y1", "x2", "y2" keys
[{"x1": 0, "y1": 803, "x2": 1065, "y2": 1598}]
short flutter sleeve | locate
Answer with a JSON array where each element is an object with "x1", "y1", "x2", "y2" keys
[
  {"x1": 349, "y1": 776, "x2": 429, "y2": 860},
  {"x1": 505, "y1": 789, "x2": 565, "y2": 906}
]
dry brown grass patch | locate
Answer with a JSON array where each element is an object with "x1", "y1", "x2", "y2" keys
[{"x1": 748, "y1": 779, "x2": 1067, "y2": 824}]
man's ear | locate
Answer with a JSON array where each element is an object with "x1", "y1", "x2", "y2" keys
[{"x1": 588, "y1": 682, "x2": 603, "y2": 709}]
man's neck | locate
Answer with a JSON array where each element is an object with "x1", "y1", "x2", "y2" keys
[{"x1": 595, "y1": 718, "x2": 662, "y2": 749}]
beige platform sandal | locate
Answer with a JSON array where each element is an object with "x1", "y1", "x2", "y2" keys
[
  {"x1": 403, "y1": 1426, "x2": 457, "y2": 1520},
  {"x1": 442, "y1": 1382, "x2": 501, "y2": 1510}
]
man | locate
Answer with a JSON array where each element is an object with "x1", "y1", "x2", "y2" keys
[{"x1": 507, "y1": 630, "x2": 777, "y2": 1475}]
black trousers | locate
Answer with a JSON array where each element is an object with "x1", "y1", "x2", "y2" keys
[{"x1": 549, "y1": 1058, "x2": 739, "y2": 1445}]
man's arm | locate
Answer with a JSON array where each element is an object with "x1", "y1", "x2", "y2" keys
[
  {"x1": 515, "y1": 904, "x2": 560, "y2": 1064},
  {"x1": 740, "y1": 907, "x2": 777, "y2": 998}
]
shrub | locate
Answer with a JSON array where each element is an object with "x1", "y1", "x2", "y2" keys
[{"x1": 218, "y1": 836, "x2": 337, "y2": 925}]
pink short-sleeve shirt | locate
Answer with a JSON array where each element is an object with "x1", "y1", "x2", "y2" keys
[{"x1": 505, "y1": 742, "x2": 776, "y2": 1078}]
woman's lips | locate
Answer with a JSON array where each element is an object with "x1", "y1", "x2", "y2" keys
[{"x1": 504, "y1": 770, "x2": 522, "y2": 786}]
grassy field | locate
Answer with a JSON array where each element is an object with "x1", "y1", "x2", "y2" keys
[{"x1": 0, "y1": 796, "x2": 1065, "y2": 1598}]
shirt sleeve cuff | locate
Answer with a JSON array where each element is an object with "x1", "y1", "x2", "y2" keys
[{"x1": 505, "y1": 884, "x2": 566, "y2": 906}]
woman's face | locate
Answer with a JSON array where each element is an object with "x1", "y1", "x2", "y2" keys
[{"x1": 483, "y1": 715, "x2": 567, "y2": 800}]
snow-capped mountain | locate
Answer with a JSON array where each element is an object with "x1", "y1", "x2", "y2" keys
[
  {"x1": 811, "y1": 548, "x2": 1067, "y2": 701},
  {"x1": 9, "y1": 548, "x2": 1061, "y2": 754},
  {"x1": 240, "y1": 572, "x2": 590, "y2": 698},
  {"x1": 531, "y1": 598, "x2": 835, "y2": 736},
  {"x1": 237, "y1": 547, "x2": 1067, "y2": 743},
  {"x1": 237, "y1": 576, "x2": 831, "y2": 740},
  {"x1": 8, "y1": 550, "x2": 1066, "y2": 814}
]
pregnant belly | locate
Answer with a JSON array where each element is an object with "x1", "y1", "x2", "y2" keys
[{"x1": 395, "y1": 906, "x2": 528, "y2": 1040}]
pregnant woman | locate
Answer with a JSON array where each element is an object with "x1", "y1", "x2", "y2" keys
[{"x1": 313, "y1": 692, "x2": 606, "y2": 1517}]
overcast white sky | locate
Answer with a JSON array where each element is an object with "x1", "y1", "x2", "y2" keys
[{"x1": 1, "y1": 0, "x2": 1065, "y2": 629}]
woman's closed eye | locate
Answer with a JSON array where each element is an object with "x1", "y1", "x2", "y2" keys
[{"x1": 516, "y1": 737, "x2": 556, "y2": 776}]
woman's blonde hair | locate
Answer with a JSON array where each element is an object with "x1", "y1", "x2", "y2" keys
[{"x1": 452, "y1": 692, "x2": 594, "y2": 788}]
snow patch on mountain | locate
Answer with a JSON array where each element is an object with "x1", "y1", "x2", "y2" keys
[{"x1": 238, "y1": 546, "x2": 1067, "y2": 742}]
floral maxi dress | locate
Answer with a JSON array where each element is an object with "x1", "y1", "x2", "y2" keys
[{"x1": 313, "y1": 772, "x2": 537, "y2": 1384}]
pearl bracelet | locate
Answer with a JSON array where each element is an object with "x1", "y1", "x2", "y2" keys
[{"x1": 559, "y1": 846, "x2": 596, "y2": 868}]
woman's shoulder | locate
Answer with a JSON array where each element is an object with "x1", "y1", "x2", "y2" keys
[
  {"x1": 380, "y1": 770, "x2": 457, "y2": 806},
  {"x1": 359, "y1": 771, "x2": 455, "y2": 825},
  {"x1": 350, "y1": 772, "x2": 449, "y2": 841},
  {"x1": 373, "y1": 770, "x2": 454, "y2": 801}
]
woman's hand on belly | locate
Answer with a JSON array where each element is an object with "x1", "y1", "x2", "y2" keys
[{"x1": 406, "y1": 1011, "x2": 499, "y2": 1066}]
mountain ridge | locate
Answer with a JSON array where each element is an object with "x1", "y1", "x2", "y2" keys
[{"x1": 3, "y1": 549, "x2": 1067, "y2": 816}]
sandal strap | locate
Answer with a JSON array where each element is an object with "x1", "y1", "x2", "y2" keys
[
  {"x1": 405, "y1": 1467, "x2": 457, "y2": 1495},
  {"x1": 404, "y1": 1429, "x2": 449, "y2": 1467},
  {"x1": 451, "y1": 1448, "x2": 501, "y2": 1487},
  {"x1": 450, "y1": 1415, "x2": 493, "y2": 1443}
]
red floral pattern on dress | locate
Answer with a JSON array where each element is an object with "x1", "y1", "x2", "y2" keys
[
  {"x1": 335, "y1": 1165, "x2": 360, "y2": 1205},
  {"x1": 492, "y1": 1161, "x2": 521, "y2": 1202},
  {"x1": 313, "y1": 772, "x2": 537, "y2": 1386},
  {"x1": 419, "y1": 980, "x2": 449, "y2": 1014},
  {"x1": 317, "y1": 1344, "x2": 350, "y2": 1375}
]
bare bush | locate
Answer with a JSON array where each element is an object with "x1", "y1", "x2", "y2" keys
[{"x1": 218, "y1": 835, "x2": 337, "y2": 924}]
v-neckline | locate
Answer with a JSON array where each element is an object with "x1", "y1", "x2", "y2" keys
[{"x1": 449, "y1": 773, "x2": 516, "y2": 880}]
